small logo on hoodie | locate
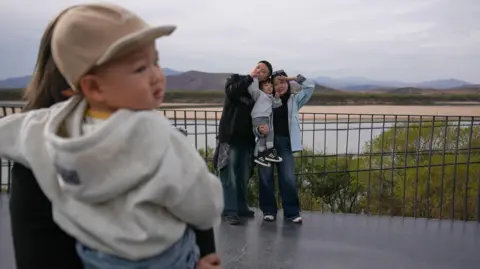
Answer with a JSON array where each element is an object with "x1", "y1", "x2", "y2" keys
[{"x1": 55, "y1": 164, "x2": 81, "y2": 185}]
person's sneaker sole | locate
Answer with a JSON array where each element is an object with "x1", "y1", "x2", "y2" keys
[
  {"x1": 289, "y1": 217, "x2": 303, "y2": 224},
  {"x1": 263, "y1": 215, "x2": 276, "y2": 222},
  {"x1": 254, "y1": 159, "x2": 271, "y2": 167},
  {"x1": 265, "y1": 156, "x2": 283, "y2": 162}
]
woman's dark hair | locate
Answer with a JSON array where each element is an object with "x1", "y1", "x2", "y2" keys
[
  {"x1": 23, "y1": 11, "x2": 71, "y2": 112},
  {"x1": 271, "y1": 69, "x2": 286, "y2": 78},
  {"x1": 271, "y1": 70, "x2": 292, "y2": 97},
  {"x1": 259, "y1": 78, "x2": 272, "y2": 87}
]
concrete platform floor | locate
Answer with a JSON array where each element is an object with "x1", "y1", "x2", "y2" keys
[{"x1": 1, "y1": 194, "x2": 480, "y2": 269}]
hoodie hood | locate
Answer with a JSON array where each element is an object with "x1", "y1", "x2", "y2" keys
[{"x1": 44, "y1": 96, "x2": 167, "y2": 203}]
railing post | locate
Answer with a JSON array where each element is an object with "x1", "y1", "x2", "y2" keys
[
  {"x1": 477, "y1": 172, "x2": 480, "y2": 223},
  {"x1": 0, "y1": 158, "x2": 3, "y2": 192},
  {"x1": 7, "y1": 161, "x2": 11, "y2": 194}
]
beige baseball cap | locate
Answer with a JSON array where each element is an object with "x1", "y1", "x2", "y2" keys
[{"x1": 51, "y1": 3, "x2": 176, "y2": 90}]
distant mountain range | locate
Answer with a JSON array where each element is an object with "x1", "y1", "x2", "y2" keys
[
  {"x1": 313, "y1": 76, "x2": 472, "y2": 91},
  {"x1": 0, "y1": 75, "x2": 31, "y2": 89},
  {"x1": 0, "y1": 68, "x2": 182, "y2": 89},
  {"x1": 162, "y1": 67, "x2": 183, "y2": 76},
  {"x1": 0, "y1": 68, "x2": 477, "y2": 94}
]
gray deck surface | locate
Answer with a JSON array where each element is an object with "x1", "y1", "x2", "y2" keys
[{"x1": 1, "y1": 193, "x2": 479, "y2": 269}]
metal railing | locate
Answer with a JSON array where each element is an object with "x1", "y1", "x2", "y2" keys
[{"x1": 2, "y1": 103, "x2": 480, "y2": 222}]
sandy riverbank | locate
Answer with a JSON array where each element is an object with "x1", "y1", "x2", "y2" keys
[
  {"x1": 2, "y1": 105, "x2": 479, "y2": 120},
  {"x1": 160, "y1": 105, "x2": 480, "y2": 120}
]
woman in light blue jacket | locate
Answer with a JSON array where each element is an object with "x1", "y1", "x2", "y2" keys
[{"x1": 257, "y1": 70, "x2": 315, "y2": 223}]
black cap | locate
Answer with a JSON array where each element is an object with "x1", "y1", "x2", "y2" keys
[
  {"x1": 271, "y1": 69, "x2": 287, "y2": 79},
  {"x1": 258, "y1": 60, "x2": 273, "y2": 76}
]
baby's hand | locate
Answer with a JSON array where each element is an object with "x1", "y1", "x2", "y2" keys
[
  {"x1": 197, "y1": 254, "x2": 221, "y2": 269},
  {"x1": 258, "y1": 124, "x2": 270, "y2": 135},
  {"x1": 275, "y1": 92, "x2": 280, "y2": 98}
]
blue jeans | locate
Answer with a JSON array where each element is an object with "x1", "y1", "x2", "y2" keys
[
  {"x1": 219, "y1": 144, "x2": 252, "y2": 216},
  {"x1": 258, "y1": 135, "x2": 301, "y2": 219},
  {"x1": 76, "y1": 228, "x2": 199, "y2": 269}
]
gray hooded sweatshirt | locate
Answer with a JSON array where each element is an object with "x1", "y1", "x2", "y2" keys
[
  {"x1": 248, "y1": 78, "x2": 282, "y2": 119},
  {"x1": 0, "y1": 96, "x2": 223, "y2": 260}
]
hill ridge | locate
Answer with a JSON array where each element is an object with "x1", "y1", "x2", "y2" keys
[{"x1": 0, "y1": 69, "x2": 477, "y2": 94}]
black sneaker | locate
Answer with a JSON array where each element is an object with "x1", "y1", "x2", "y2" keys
[
  {"x1": 264, "y1": 149, "x2": 282, "y2": 162},
  {"x1": 223, "y1": 215, "x2": 241, "y2": 225},
  {"x1": 254, "y1": 155, "x2": 271, "y2": 167},
  {"x1": 239, "y1": 209, "x2": 255, "y2": 218}
]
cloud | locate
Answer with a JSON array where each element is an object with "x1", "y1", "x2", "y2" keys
[{"x1": 0, "y1": 0, "x2": 479, "y2": 82}]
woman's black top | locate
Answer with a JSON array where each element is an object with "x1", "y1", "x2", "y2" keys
[
  {"x1": 273, "y1": 93, "x2": 291, "y2": 137},
  {"x1": 9, "y1": 163, "x2": 83, "y2": 269}
]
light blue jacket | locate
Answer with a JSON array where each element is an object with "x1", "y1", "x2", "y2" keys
[
  {"x1": 254, "y1": 78, "x2": 315, "y2": 153},
  {"x1": 285, "y1": 79, "x2": 315, "y2": 152}
]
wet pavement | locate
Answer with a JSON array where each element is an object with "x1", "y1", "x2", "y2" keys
[{"x1": 1, "y1": 194, "x2": 479, "y2": 269}]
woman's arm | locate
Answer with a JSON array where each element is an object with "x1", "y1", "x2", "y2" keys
[
  {"x1": 225, "y1": 74, "x2": 254, "y2": 101},
  {"x1": 292, "y1": 75, "x2": 315, "y2": 108},
  {"x1": 9, "y1": 163, "x2": 83, "y2": 269},
  {"x1": 194, "y1": 228, "x2": 216, "y2": 257}
]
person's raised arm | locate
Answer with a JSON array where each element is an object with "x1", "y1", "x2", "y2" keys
[
  {"x1": 225, "y1": 74, "x2": 254, "y2": 100},
  {"x1": 225, "y1": 65, "x2": 262, "y2": 100},
  {"x1": 291, "y1": 74, "x2": 315, "y2": 108}
]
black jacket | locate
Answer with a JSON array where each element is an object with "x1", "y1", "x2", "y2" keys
[{"x1": 218, "y1": 74, "x2": 256, "y2": 146}]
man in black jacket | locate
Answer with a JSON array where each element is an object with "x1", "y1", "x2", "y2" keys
[{"x1": 216, "y1": 60, "x2": 272, "y2": 225}]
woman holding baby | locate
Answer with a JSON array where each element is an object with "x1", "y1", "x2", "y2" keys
[
  {"x1": 256, "y1": 70, "x2": 315, "y2": 224},
  {"x1": 217, "y1": 62, "x2": 315, "y2": 225}
]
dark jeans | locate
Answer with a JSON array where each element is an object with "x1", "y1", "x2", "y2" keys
[
  {"x1": 258, "y1": 136, "x2": 301, "y2": 219},
  {"x1": 76, "y1": 228, "x2": 198, "y2": 269},
  {"x1": 219, "y1": 144, "x2": 252, "y2": 216}
]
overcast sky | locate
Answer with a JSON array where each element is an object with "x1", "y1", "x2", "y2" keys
[{"x1": 0, "y1": 0, "x2": 479, "y2": 82}]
